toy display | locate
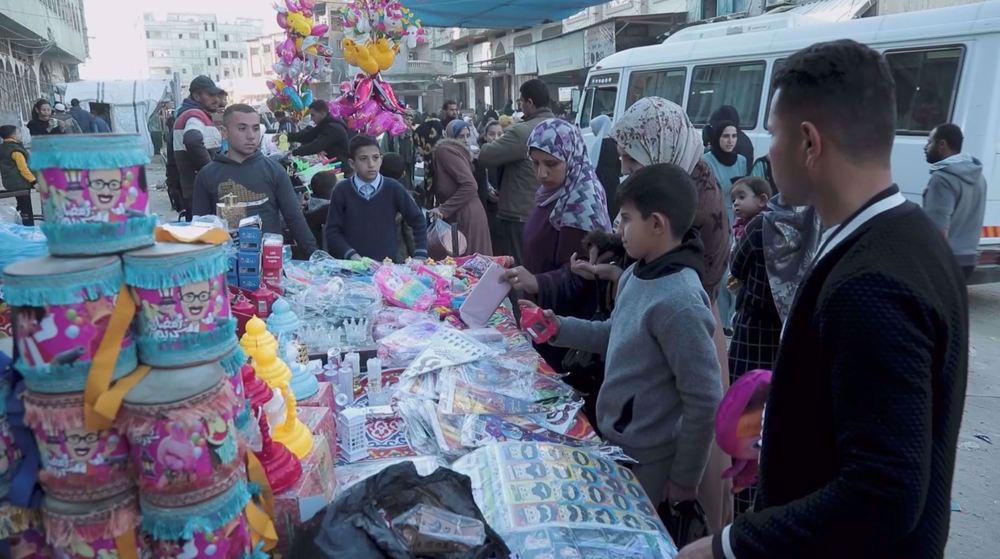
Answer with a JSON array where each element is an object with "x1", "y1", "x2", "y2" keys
[
  {"x1": 124, "y1": 242, "x2": 236, "y2": 368},
  {"x1": 28, "y1": 134, "x2": 156, "y2": 256},
  {"x1": 2, "y1": 255, "x2": 137, "y2": 394}
]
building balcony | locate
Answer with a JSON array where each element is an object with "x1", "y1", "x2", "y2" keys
[
  {"x1": 0, "y1": 0, "x2": 88, "y2": 62},
  {"x1": 381, "y1": 57, "x2": 454, "y2": 78}
]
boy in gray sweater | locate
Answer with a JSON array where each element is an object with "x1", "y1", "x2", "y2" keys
[{"x1": 529, "y1": 163, "x2": 722, "y2": 505}]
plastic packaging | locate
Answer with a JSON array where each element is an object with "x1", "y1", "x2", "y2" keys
[{"x1": 391, "y1": 504, "x2": 486, "y2": 554}]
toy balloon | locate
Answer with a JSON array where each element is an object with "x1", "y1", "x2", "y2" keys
[
  {"x1": 301, "y1": 88, "x2": 314, "y2": 107},
  {"x1": 311, "y1": 23, "x2": 329, "y2": 36},
  {"x1": 276, "y1": 12, "x2": 288, "y2": 29},
  {"x1": 286, "y1": 12, "x2": 312, "y2": 36},
  {"x1": 387, "y1": 114, "x2": 409, "y2": 136},
  {"x1": 357, "y1": 99, "x2": 380, "y2": 121},
  {"x1": 354, "y1": 75, "x2": 374, "y2": 105},
  {"x1": 284, "y1": 86, "x2": 304, "y2": 111}
]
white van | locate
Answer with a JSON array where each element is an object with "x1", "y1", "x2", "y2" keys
[{"x1": 576, "y1": 1, "x2": 1000, "y2": 268}]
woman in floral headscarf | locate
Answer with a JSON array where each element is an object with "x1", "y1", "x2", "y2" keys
[
  {"x1": 502, "y1": 118, "x2": 612, "y2": 305},
  {"x1": 611, "y1": 97, "x2": 734, "y2": 532}
]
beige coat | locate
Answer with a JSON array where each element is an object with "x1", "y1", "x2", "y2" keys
[{"x1": 432, "y1": 140, "x2": 493, "y2": 256}]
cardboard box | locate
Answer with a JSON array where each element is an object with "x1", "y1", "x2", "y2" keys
[
  {"x1": 262, "y1": 268, "x2": 282, "y2": 289},
  {"x1": 262, "y1": 243, "x2": 283, "y2": 270},
  {"x1": 299, "y1": 382, "x2": 334, "y2": 410},
  {"x1": 238, "y1": 250, "x2": 261, "y2": 275},
  {"x1": 238, "y1": 216, "x2": 263, "y2": 250},
  {"x1": 272, "y1": 433, "x2": 336, "y2": 555},
  {"x1": 297, "y1": 405, "x2": 336, "y2": 441},
  {"x1": 238, "y1": 273, "x2": 261, "y2": 290}
]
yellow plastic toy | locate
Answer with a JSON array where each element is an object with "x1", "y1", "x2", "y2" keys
[
  {"x1": 252, "y1": 346, "x2": 292, "y2": 389},
  {"x1": 355, "y1": 42, "x2": 380, "y2": 76},
  {"x1": 342, "y1": 39, "x2": 359, "y2": 66},
  {"x1": 372, "y1": 38, "x2": 396, "y2": 71},
  {"x1": 240, "y1": 316, "x2": 278, "y2": 361},
  {"x1": 272, "y1": 386, "x2": 313, "y2": 459}
]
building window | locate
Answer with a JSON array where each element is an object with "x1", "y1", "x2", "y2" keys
[
  {"x1": 207, "y1": 57, "x2": 212, "y2": 65},
  {"x1": 178, "y1": 33, "x2": 184, "y2": 39},
  {"x1": 263, "y1": 44, "x2": 271, "y2": 53},
  {"x1": 886, "y1": 46, "x2": 964, "y2": 134},
  {"x1": 224, "y1": 34, "x2": 230, "y2": 41},
  {"x1": 687, "y1": 61, "x2": 766, "y2": 128},
  {"x1": 145, "y1": 31, "x2": 150, "y2": 39},
  {"x1": 204, "y1": 22, "x2": 208, "y2": 31},
  {"x1": 212, "y1": 23, "x2": 216, "y2": 31},
  {"x1": 206, "y1": 40, "x2": 210, "y2": 49},
  {"x1": 222, "y1": 51, "x2": 229, "y2": 59},
  {"x1": 190, "y1": 32, "x2": 200, "y2": 40},
  {"x1": 626, "y1": 68, "x2": 686, "y2": 109},
  {"x1": 213, "y1": 40, "x2": 217, "y2": 48},
  {"x1": 182, "y1": 68, "x2": 188, "y2": 74},
  {"x1": 215, "y1": 57, "x2": 219, "y2": 65}
]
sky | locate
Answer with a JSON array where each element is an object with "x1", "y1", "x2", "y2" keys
[{"x1": 79, "y1": 0, "x2": 282, "y2": 80}]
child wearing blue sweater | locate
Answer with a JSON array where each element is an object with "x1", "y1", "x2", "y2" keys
[
  {"x1": 325, "y1": 135, "x2": 427, "y2": 261},
  {"x1": 527, "y1": 163, "x2": 722, "y2": 506}
]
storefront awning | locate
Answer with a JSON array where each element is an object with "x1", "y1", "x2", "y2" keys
[{"x1": 409, "y1": 0, "x2": 611, "y2": 28}]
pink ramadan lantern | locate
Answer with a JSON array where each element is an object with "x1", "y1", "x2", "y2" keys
[{"x1": 715, "y1": 369, "x2": 772, "y2": 492}]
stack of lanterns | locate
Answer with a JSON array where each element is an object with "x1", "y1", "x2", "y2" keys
[{"x1": 0, "y1": 134, "x2": 273, "y2": 557}]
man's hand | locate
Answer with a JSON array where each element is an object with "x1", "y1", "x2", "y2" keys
[
  {"x1": 677, "y1": 536, "x2": 714, "y2": 559},
  {"x1": 504, "y1": 266, "x2": 539, "y2": 294}
]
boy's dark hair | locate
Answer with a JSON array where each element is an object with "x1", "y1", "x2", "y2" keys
[
  {"x1": 617, "y1": 163, "x2": 697, "y2": 238},
  {"x1": 348, "y1": 134, "x2": 380, "y2": 158},
  {"x1": 274, "y1": 110, "x2": 286, "y2": 119},
  {"x1": 308, "y1": 99, "x2": 328, "y2": 114},
  {"x1": 70, "y1": 98, "x2": 80, "y2": 107},
  {"x1": 519, "y1": 79, "x2": 550, "y2": 108},
  {"x1": 933, "y1": 123, "x2": 963, "y2": 152},
  {"x1": 442, "y1": 99, "x2": 456, "y2": 110},
  {"x1": 771, "y1": 39, "x2": 896, "y2": 164},
  {"x1": 0, "y1": 125, "x2": 17, "y2": 139},
  {"x1": 222, "y1": 103, "x2": 257, "y2": 120},
  {"x1": 733, "y1": 176, "x2": 772, "y2": 199},
  {"x1": 380, "y1": 152, "x2": 406, "y2": 181}
]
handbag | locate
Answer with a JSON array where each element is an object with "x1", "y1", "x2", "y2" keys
[
  {"x1": 659, "y1": 499, "x2": 710, "y2": 548},
  {"x1": 427, "y1": 214, "x2": 468, "y2": 260}
]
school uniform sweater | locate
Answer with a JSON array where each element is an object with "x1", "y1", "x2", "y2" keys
[
  {"x1": 324, "y1": 176, "x2": 428, "y2": 261},
  {"x1": 716, "y1": 186, "x2": 969, "y2": 559},
  {"x1": 552, "y1": 237, "x2": 722, "y2": 489}
]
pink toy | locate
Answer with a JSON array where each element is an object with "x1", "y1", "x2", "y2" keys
[
  {"x1": 715, "y1": 369, "x2": 772, "y2": 492},
  {"x1": 23, "y1": 391, "x2": 133, "y2": 502}
]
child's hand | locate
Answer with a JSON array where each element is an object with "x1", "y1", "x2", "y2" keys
[{"x1": 516, "y1": 299, "x2": 560, "y2": 338}]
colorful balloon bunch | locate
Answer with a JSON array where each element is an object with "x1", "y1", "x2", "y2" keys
[
  {"x1": 329, "y1": 1, "x2": 427, "y2": 136},
  {"x1": 266, "y1": 0, "x2": 333, "y2": 114}
]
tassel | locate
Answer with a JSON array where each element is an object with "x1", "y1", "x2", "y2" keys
[
  {"x1": 23, "y1": 392, "x2": 86, "y2": 432},
  {"x1": 1, "y1": 258, "x2": 123, "y2": 307},
  {"x1": 134, "y1": 320, "x2": 237, "y2": 367},
  {"x1": 18, "y1": 343, "x2": 137, "y2": 396},
  {"x1": 42, "y1": 493, "x2": 139, "y2": 548},
  {"x1": 123, "y1": 245, "x2": 228, "y2": 289},
  {"x1": 30, "y1": 135, "x2": 149, "y2": 170},
  {"x1": 140, "y1": 479, "x2": 251, "y2": 541},
  {"x1": 221, "y1": 345, "x2": 248, "y2": 379},
  {"x1": 0, "y1": 504, "x2": 37, "y2": 539},
  {"x1": 41, "y1": 216, "x2": 157, "y2": 257}
]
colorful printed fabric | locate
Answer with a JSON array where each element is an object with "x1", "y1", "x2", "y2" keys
[
  {"x1": 611, "y1": 97, "x2": 703, "y2": 174},
  {"x1": 527, "y1": 119, "x2": 612, "y2": 233}
]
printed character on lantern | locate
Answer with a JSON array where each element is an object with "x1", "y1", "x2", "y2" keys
[
  {"x1": 41, "y1": 426, "x2": 110, "y2": 475},
  {"x1": 16, "y1": 306, "x2": 58, "y2": 367},
  {"x1": 86, "y1": 168, "x2": 126, "y2": 218},
  {"x1": 178, "y1": 279, "x2": 218, "y2": 331},
  {"x1": 156, "y1": 422, "x2": 201, "y2": 488}
]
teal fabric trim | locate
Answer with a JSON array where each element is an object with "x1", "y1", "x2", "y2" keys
[
  {"x1": 29, "y1": 134, "x2": 149, "y2": 170},
  {"x1": 246, "y1": 542, "x2": 269, "y2": 559},
  {"x1": 19, "y1": 343, "x2": 137, "y2": 394},
  {"x1": 221, "y1": 345, "x2": 248, "y2": 378},
  {"x1": 140, "y1": 479, "x2": 251, "y2": 541},
  {"x1": 214, "y1": 430, "x2": 238, "y2": 465},
  {"x1": 135, "y1": 320, "x2": 236, "y2": 368},
  {"x1": 234, "y1": 405, "x2": 251, "y2": 431},
  {"x1": 2, "y1": 257, "x2": 122, "y2": 306},
  {"x1": 42, "y1": 215, "x2": 157, "y2": 257},
  {"x1": 123, "y1": 244, "x2": 228, "y2": 289}
]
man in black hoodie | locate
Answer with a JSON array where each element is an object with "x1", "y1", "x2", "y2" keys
[
  {"x1": 287, "y1": 100, "x2": 352, "y2": 175},
  {"x1": 193, "y1": 104, "x2": 317, "y2": 257}
]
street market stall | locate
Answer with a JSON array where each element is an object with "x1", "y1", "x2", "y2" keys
[{"x1": 0, "y1": 130, "x2": 680, "y2": 558}]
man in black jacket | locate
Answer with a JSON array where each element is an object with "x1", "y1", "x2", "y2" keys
[
  {"x1": 287, "y1": 100, "x2": 351, "y2": 175},
  {"x1": 680, "y1": 40, "x2": 968, "y2": 559}
]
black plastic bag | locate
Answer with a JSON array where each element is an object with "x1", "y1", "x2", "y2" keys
[
  {"x1": 659, "y1": 499, "x2": 710, "y2": 548},
  {"x1": 289, "y1": 462, "x2": 509, "y2": 559}
]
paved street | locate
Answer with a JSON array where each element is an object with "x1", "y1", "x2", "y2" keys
[{"x1": 1, "y1": 160, "x2": 998, "y2": 556}]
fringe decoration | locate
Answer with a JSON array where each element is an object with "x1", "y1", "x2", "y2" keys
[
  {"x1": 41, "y1": 216, "x2": 157, "y2": 257},
  {"x1": 18, "y1": 344, "x2": 137, "y2": 395},
  {"x1": 123, "y1": 244, "x2": 228, "y2": 289},
  {"x1": 246, "y1": 541, "x2": 270, "y2": 559},
  {"x1": 23, "y1": 391, "x2": 85, "y2": 433},
  {"x1": 29, "y1": 134, "x2": 149, "y2": 170},
  {"x1": 140, "y1": 479, "x2": 250, "y2": 541},
  {"x1": 221, "y1": 345, "x2": 248, "y2": 379},
  {"x1": 0, "y1": 503, "x2": 38, "y2": 539},
  {"x1": 134, "y1": 320, "x2": 236, "y2": 368},
  {"x1": 2, "y1": 258, "x2": 122, "y2": 306},
  {"x1": 41, "y1": 492, "x2": 140, "y2": 548}
]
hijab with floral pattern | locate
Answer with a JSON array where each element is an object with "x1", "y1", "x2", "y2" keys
[
  {"x1": 610, "y1": 97, "x2": 703, "y2": 174},
  {"x1": 528, "y1": 118, "x2": 612, "y2": 233}
]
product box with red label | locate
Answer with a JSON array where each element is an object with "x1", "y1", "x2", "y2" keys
[{"x1": 272, "y1": 433, "x2": 336, "y2": 554}]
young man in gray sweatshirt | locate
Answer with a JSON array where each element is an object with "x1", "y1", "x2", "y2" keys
[
  {"x1": 530, "y1": 163, "x2": 723, "y2": 506},
  {"x1": 923, "y1": 123, "x2": 987, "y2": 280}
]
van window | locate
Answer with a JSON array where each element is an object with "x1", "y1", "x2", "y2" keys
[
  {"x1": 687, "y1": 62, "x2": 766, "y2": 129},
  {"x1": 626, "y1": 68, "x2": 686, "y2": 109},
  {"x1": 763, "y1": 58, "x2": 785, "y2": 130},
  {"x1": 580, "y1": 87, "x2": 617, "y2": 129},
  {"x1": 886, "y1": 47, "x2": 963, "y2": 134}
]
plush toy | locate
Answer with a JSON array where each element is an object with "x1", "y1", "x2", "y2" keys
[{"x1": 715, "y1": 369, "x2": 772, "y2": 492}]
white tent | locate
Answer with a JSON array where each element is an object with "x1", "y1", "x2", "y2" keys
[{"x1": 56, "y1": 79, "x2": 172, "y2": 157}]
